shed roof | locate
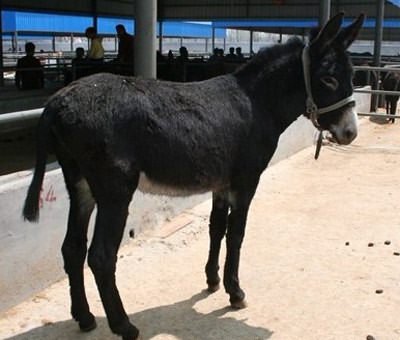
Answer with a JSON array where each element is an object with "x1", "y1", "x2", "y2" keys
[
  {"x1": 2, "y1": 1, "x2": 400, "y2": 41},
  {"x1": 1, "y1": 10, "x2": 226, "y2": 38}
]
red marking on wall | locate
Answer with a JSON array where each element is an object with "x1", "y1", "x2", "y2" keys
[{"x1": 39, "y1": 185, "x2": 57, "y2": 209}]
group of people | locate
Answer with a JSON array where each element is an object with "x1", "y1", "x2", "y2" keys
[
  {"x1": 15, "y1": 24, "x2": 134, "y2": 90},
  {"x1": 15, "y1": 25, "x2": 249, "y2": 90},
  {"x1": 83, "y1": 24, "x2": 134, "y2": 64},
  {"x1": 209, "y1": 46, "x2": 245, "y2": 63}
]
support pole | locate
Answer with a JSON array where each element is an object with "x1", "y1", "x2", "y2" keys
[
  {"x1": 249, "y1": 30, "x2": 253, "y2": 55},
  {"x1": 134, "y1": 0, "x2": 157, "y2": 79},
  {"x1": 211, "y1": 27, "x2": 215, "y2": 51},
  {"x1": 14, "y1": 31, "x2": 18, "y2": 53},
  {"x1": 158, "y1": 20, "x2": 163, "y2": 53},
  {"x1": 92, "y1": 0, "x2": 98, "y2": 31},
  {"x1": 319, "y1": 0, "x2": 331, "y2": 26},
  {"x1": 372, "y1": 0, "x2": 385, "y2": 111},
  {"x1": 0, "y1": 0, "x2": 4, "y2": 86}
]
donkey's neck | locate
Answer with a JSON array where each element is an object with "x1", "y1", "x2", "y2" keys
[{"x1": 234, "y1": 39, "x2": 307, "y2": 133}]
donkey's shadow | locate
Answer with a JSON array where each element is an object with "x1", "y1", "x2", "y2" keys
[{"x1": 5, "y1": 291, "x2": 273, "y2": 340}]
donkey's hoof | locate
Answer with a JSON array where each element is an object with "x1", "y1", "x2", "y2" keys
[
  {"x1": 122, "y1": 325, "x2": 140, "y2": 340},
  {"x1": 230, "y1": 299, "x2": 248, "y2": 309},
  {"x1": 207, "y1": 283, "x2": 220, "y2": 293},
  {"x1": 78, "y1": 313, "x2": 97, "y2": 332},
  {"x1": 122, "y1": 334, "x2": 140, "y2": 340}
]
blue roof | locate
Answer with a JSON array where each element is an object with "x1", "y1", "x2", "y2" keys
[
  {"x1": 388, "y1": 0, "x2": 400, "y2": 8},
  {"x1": 2, "y1": 10, "x2": 92, "y2": 33},
  {"x1": 212, "y1": 18, "x2": 400, "y2": 29},
  {"x1": 1, "y1": 10, "x2": 226, "y2": 38}
]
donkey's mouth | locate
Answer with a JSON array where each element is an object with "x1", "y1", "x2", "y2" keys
[
  {"x1": 326, "y1": 132, "x2": 338, "y2": 144},
  {"x1": 327, "y1": 128, "x2": 357, "y2": 145}
]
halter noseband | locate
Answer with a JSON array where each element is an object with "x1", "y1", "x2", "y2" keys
[{"x1": 302, "y1": 45, "x2": 355, "y2": 130}]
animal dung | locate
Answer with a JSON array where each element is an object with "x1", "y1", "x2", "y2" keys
[
  {"x1": 393, "y1": 252, "x2": 400, "y2": 256},
  {"x1": 375, "y1": 289, "x2": 384, "y2": 294},
  {"x1": 368, "y1": 242, "x2": 374, "y2": 247},
  {"x1": 366, "y1": 335, "x2": 376, "y2": 340},
  {"x1": 384, "y1": 240, "x2": 391, "y2": 245},
  {"x1": 345, "y1": 242, "x2": 350, "y2": 246}
]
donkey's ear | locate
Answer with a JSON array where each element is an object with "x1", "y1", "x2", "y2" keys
[
  {"x1": 309, "y1": 12, "x2": 344, "y2": 55},
  {"x1": 335, "y1": 14, "x2": 365, "y2": 49}
]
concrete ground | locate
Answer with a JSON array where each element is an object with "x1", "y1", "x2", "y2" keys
[{"x1": 1, "y1": 118, "x2": 400, "y2": 340}]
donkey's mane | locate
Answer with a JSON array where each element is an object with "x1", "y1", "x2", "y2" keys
[{"x1": 234, "y1": 37, "x2": 304, "y2": 79}]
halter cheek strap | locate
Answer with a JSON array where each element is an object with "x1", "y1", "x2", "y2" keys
[{"x1": 302, "y1": 45, "x2": 355, "y2": 130}]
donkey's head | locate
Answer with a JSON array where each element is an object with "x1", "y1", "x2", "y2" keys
[{"x1": 305, "y1": 13, "x2": 364, "y2": 145}]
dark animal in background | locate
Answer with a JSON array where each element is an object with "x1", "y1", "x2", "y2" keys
[
  {"x1": 23, "y1": 13, "x2": 364, "y2": 340},
  {"x1": 382, "y1": 70, "x2": 400, "y2": 123}
]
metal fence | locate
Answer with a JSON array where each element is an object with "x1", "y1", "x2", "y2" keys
[
  {"x1": 354, "y1": 65, "x2": 400, "y2": 119},
  {"x1": 2, "y1": 64, "x2": 400, "y2": 133}
]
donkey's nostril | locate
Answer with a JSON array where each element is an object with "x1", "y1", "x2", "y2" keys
[
  {"x1": 346, "y1": 127, "x2": 355, "y2": 137},
  {"x1": 344, "y1": 127, "x2": 357, "y2": 142}
]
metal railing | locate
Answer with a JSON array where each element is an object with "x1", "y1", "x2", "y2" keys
[
  {"x1": 1, "y1": 64, "x2": 400, "y2": 133},
  {"x1": 353, "y1": 64, "x2": 400, "y2": 120},
  {"x1": 0, "y1": 108, "x2": 43, "y2": 134}
]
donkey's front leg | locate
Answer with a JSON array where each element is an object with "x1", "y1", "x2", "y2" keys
[
  {"x1": 224, "y1": 183, "x2": 258, "y2": 309},
  {"x1": 205, "y1": 191, "x2": 229, "y2": 292},
  {"x1": 88, "y1": 197, "x2": 139, "y2": 340}
]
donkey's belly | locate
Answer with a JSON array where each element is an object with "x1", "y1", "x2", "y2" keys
[{"x1": 137, "y1": 173, "x2": 213, "y2": 197}]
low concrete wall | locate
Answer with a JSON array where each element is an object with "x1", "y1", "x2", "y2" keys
[{"x1": 0, "y1": 89, "x2": 371, "y2": 313}]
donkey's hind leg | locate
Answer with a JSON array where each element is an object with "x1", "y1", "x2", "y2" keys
[
  {"x1": 205, "y1": 191, "x2": 229, "y2": 293},
  {"x1": 87, "y1": 170, "x2": 139, "y2": 340},
  {"x1": 59, "y1": 156, "x2": 96, "y2": 332}
]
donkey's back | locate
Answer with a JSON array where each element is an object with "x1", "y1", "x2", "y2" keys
[{"x1": 45, "y1": 73, "x2": 253, "y2": 194}]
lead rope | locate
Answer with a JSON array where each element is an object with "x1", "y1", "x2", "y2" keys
[
  {"x1": 314, "y1": 131, "x2": 324, "y2": 160},
  {"x1": 301, "y1": 45, "x2": 355, "y2": 160}
]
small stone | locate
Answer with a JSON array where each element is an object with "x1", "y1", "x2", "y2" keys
[
  {"x1": 129, "y1": 229, "x2": 135, "y2": 238},
  {"x1": 375, "y1": 289, "x2": 384, "y2": 294},
  {"x1": 345, "y1": 242, "x2": 350, "y2": 246},
  {"x1": 384, "y1": 240, "x2": 391, "y2": 245},
  {"x1": 368, "y1": 243, "x2": 374, "y2": 247},
  {"x1": 366, "y1": 335, "x2": 376, "y2": 340},
  {"x1": 394, "y1": 252, "x2": 400, "y2": 256},
  {"x1": 41, "y1": 319, "x2": 53, "y2": 326}
]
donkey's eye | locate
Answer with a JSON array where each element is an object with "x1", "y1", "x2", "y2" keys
[{"x1": 321, "y1": 76, "x2": 339, "y2": 91}]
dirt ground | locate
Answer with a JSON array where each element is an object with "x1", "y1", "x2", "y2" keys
[{"x1": 1, "y1": 118, "x2": 400, "y2": 340}]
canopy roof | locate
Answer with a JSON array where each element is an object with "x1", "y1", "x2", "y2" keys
[
  {"x1": 2, "y1": 1, "x2": 400, "y2": 41},
  {"x1": 1, "y1": 10, "x2": 226, "y2": 38}
]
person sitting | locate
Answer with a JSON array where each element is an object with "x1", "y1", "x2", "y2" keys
[
  {"x1": 209, "y1": 48, "x2": 221, "y2": 62},
  {"x1": 224, "y1": 47, "x2": 237, "y2": 62},
  {"x1": 72, "y1": 47, "x2": 87, "y2": 80},
  {"x1": 176, "y1": 46, "x2": 189, "y2": 65},
  {"x1": 15, "y1": 42, "x2": 44, "y2": 90},
  {"x1": 115, "y1": 24, "x2": 134, "y2": 64},
  {"x1": 236, "y1": 47, "x2": 245, "y2": 61},
  {"x1": 85, "y1": 27, "x2": 104, "y2": 62}
]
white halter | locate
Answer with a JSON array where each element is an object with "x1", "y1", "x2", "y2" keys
[{"x1": 302, "y1": 45, "x2": 355, "y2": 130}]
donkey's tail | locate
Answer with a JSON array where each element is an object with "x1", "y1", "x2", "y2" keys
[{"x1": 23, "y1": 108, "x2": 53, "y2": 222}]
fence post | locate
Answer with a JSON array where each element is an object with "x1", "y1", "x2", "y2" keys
[{"x1": 372, "y1": 0, "x2": 385, "y2": 111}]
